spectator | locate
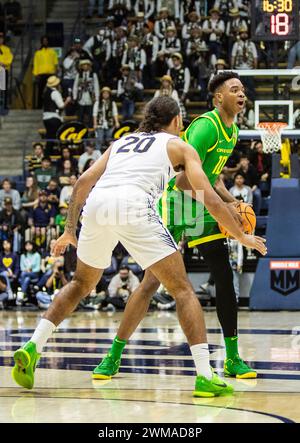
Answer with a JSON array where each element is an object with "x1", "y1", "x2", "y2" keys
[
  {"x1": 55, "y1": 203, "x2": 68, "y2": 235},
  {"x1": 0, "y1": 274, "x2": 10, "y2": 308},
  {"x1": 111, "y1": 26, "x2": 128, "y2": 80},
  {"x1": 105, "y1": 265, "x2": 140, "y2": 310},
  {"x1": 78, "y1": 143, "x2": 101, "y2": 174},
  {"x1": 154, "y1": 7, "x2": 176, "y2": 42},
  {"x1": 141, "y1": 23, "x2": 159, "y2": 87},
  {"x1": 43, "y1": 75, "x2": 71, "y2": 156},
  {"x1": 83, "y1": 158, "x2": 96, "y2": 172},
  {"x1": 0, "y1": 239, "x2": 19, "y2": 294},
  {"x1": 0, "y1": 196, "x2": 23, "y2": 252},
  {"x1": 156, "y1": 1, "x2": 179, "y2": 22},
  {"x1": 182, "y1": 11, "x2": 201, "y2": 42},
  {"x1": 103, "y1": 16, "x2": 116, "y2": 42},
  {"x1": 45, "y1": 177, "x2": 60, "y2": 210},
  {"x1": 152, "y1": 50, "x2": 169, "y2": 83},
  {"x1": 134, "y1": 0, "x2": 155, "y2": 20},
  {"x1": 226, "y1": 8, "x2": 247, "y2": 52},
  {"x1": 0, "y1": 178, "x2": 21, "y2": 210},
  {"x1": 178, "y1": 0, "x2": 201, "y2": 24},
  {"x1": 33, "y1": 36, "x2": 58, "y2": 109},
  {"x1": 0, "y1": 32, "x2": 13, "y2": 112},
  {"x1": 3, "y1": 0, "x2": 22, "y2": 31},
  {"x1": 236, "y1": 101, "x2": 255, "y2": 129},
  {"x1": 168, "y1": 52, "x2": 190, "y2": 117},
  {"x1": 231, "y1": 27, "x2": 258, "y2": 101},
  {"x1": 117, "y1": 64, "x2": 144, "y2": 120},
  {"x1": 288, "y1": 40, "x2": 300, "y2": 69},
  {"x1": 73, "y1": 59, "x2": 100, "y2": 128},
  {"x1": 40, "y1": 239, "x2": 58, "y2": 279},
  {"x1": 154, "y1": 75, "x2": 180, "y2": 104},
  {"x1": 62, "y1": 37, "x2": 91, "y2": 103},
  {"x1": 27, "y1": 190, "x2": 56, "y2": 248},
  {"x1": 231, "y1": 28, "x2": 257, "y2": 71},
  {"x1": 120, "y1": 255, "x2": 143, "y2": 278},
  {"x1": 36, "y1": 256, "x2": 68, "y2": 309},
  {"x1": 237, "y1": 155, "x2": 262, "y2": 214},
  {"x1": 57, "y1": 159, "x2": 76, "y2": 187},
  {"x1": 121, "y1": 35, "x2": 146, "y2": 81},
  {"x1": 59, "y1": 174, "x2": 77, "y2": 206},
  {"x1": 34, "y1": 157, "x2": 56, "y2": 190},
  {"x1": 93, "y1": 86, "x2": 119, "y2": 151},
  {"x1": 27, "y1": 142, "x2": 45, "y2": 172},
  {"x1": 130, "y1": 12, "x2": 147, "y2": 38},
  {"x1": 249, "y1": 141, "x2": 272, "y2": 184},
  {"x1": 237, "y1": 0, "x2": 250, "y2": 18},
  {"x1": 186, "y1": 27, "x2": 210, "y2": 93},
  {"x1": 19, "y1": 241, "x2": 41, "y2": 297},
  {"x1": 61, "y1": 42, "x2": 80, "y2": 101},
  {"x1": 83, "y1": 28, "x2": 111, "y2": 80},
  {"x1": 21, "y1": 176, "x2": 39, "y2": 216},
  {"x1": 56, "y1": 147, "x2": 78, "y2": 174},
  {"x1": 229, "y1": 172, "x2": 253, "y2": 204},
  {"x1": 108, "y1": 0, "x2": 131, "y2": 26},
  {"x1": 214, "y1": 0, "x2": 238, "y2": 19},
  {"x1": 202, "y1": 8, "x2": 225, "y2": 63},
  {"x1": 294, "y1": 107, "x2": 300, "y2": 128},
  {"x1": 161, "y1": 26, "x2": 181, "y2": 59},
  {"x1": 87, "y1": 0, "x2": 105, "y2": 17}
]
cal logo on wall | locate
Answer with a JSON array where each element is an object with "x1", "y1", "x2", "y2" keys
[
  {"x1": 270, "y1": 261, "x2": 300, "y2": 296},
  {"x1": 57, "y1": 121, "x2": 89, "y2": 144},
  {"x1": 112, "y1": 119, "x2": 191, "y2": 140}
]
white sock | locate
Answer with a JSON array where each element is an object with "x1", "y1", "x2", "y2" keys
[
  {"x1": 30, "y1": 319, "x2": 56, "y2": 353},
  {"x1": 190, "y1": 343, "x2": 212, "y2": 380}
]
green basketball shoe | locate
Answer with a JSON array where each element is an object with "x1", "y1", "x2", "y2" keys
[
  {"x1": 224, "y1": 356, "x2": 257, "y2": 379},
  {"x1": 193, "y1": 372, "x2": 234, "y2": 398},
  {"x1": 92, "y1": 353, "x2": 120, "y2": 380},
  {"x1": 12, "y1": 341, "x2": 41, "y2": 389}
]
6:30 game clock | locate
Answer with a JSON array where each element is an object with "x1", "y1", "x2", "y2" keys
[{"x1": 251, "y1": 0, "x2": 299, "y2": 41}]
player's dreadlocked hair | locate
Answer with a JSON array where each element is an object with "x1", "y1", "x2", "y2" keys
[
  {"x1": 208, "y1": 71, "x2": 241, "y2": 95},
  {"x1": 138, "y1": 96, "x2": 180, "y2": 133}
]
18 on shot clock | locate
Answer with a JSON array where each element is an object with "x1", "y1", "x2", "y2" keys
[{"x1": 251, "y1": 0, "x2": 299, "y2": 41}]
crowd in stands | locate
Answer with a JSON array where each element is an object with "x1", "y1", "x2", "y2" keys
[{"x1": 1, "y1": 0, "x2": 294, "y2": 310}]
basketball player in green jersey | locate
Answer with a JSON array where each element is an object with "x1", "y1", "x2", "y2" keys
[{"x1": 93, "y1": 71, "x2": 257, "y2": 380}]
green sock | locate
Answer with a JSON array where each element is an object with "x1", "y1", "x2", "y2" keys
[
  {"x1": 110, "y1": 336, "x2": 127, "y2": 360},
  {"x1": 224, "y1": 336, "x2": 239, "y2": 360}
]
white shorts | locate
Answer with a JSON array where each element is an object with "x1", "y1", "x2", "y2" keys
[{"x1": 77, "y1": 187, "x2": 178, "y2": 270}]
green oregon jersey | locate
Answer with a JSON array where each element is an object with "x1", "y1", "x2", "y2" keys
[{"x1": 158, "y1": 108, "x2": 239, "y2": 247}]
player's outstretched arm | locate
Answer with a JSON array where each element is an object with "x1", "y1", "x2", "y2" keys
[
  {"x1": 53, "y1": 147, "x2": 112, "y2": 256},
  {"x1": 167, "y1": 139, "x2": 267, "y2": 255}
]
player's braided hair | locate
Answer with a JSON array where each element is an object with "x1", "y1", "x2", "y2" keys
[
  {"x1": 138, "y1": 96, "x2": 180, "y2": 133},
  {"x1": 208, "y1": 71, "x2": 241, "y2": 94}
]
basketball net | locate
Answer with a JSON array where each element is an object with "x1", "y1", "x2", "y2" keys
[{"x1": 257, "y1": 122, "x2": 287, "y2": 154}]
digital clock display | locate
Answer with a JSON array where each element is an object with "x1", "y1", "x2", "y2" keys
[{"x1": 251, "y1": 0, "x2": 299, "y2": 41}]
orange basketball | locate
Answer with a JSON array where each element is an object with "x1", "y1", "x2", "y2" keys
[{"x1": 219, "y1": 202, "x2": 256, "y2": 237}]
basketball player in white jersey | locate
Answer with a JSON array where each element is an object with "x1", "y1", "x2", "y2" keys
[{"x1": 12, "y1": 97, "x2": 266, "y2": 396}]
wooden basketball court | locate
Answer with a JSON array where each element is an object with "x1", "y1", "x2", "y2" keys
[{"x1": 1, "y1": 310, "x2": 300, "y2": 423}]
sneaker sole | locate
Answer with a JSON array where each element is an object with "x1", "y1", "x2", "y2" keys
[
  {"x1": 92, "y1": 373, "x2": 113, "y2": 380},
  {"x1": 193, "y1": 390, "x2": 217, "y2": 398},
  {"x1": 13, "y1": 349, "x2": 31, "y2": 369},
  {"x1": 224, "y1": 371, "x2": 257, "y2": 379}
]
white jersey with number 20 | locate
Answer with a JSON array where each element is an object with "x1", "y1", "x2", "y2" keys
[{"x1": 94, "y1": 131, "x2": 178, "y2": 199}]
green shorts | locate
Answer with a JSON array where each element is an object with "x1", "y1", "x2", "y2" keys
[{"x1": 157, "y1": 186, "x2": 226, "y2": 247}]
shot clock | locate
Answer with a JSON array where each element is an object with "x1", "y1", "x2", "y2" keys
[{"x1": 251, "y1": 0, "x2": 299, "y2": 41}]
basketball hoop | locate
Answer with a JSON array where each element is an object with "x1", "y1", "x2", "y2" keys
[{"x1": 257, "y1": 122, "x2": 287, "y2": 154}]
